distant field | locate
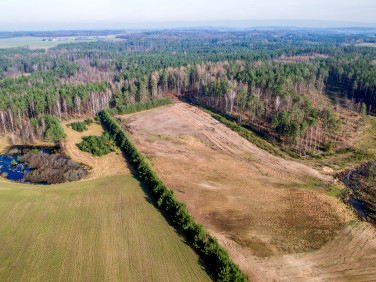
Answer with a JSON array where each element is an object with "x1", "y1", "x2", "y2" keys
[
  {"x1": 0, "y1": 175, "x2": 210, "y2": 281},
  {"x1": 0, "y1": 36, "x2": 120, "y2": 49}
]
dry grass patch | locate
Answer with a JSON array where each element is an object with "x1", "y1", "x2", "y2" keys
[{"x1": 62, "y1": 120, "x2": 131, "y2": 179}]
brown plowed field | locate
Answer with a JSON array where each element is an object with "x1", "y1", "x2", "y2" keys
[{"x1": 119, "y1": 102, "x2": 376, "y2": 281}]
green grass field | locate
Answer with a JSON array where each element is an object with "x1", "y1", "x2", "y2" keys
[{"x1": 0, "y1": 175, "x2": 211, "y2": 281}]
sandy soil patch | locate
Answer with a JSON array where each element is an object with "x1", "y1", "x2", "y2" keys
[
  {"x1": 62, "y1": 121, "x2": 131, "y2": 180},
  {"x1": 119, "y1": 102, "x2": 367, "y2": 280},
  {"x1": 0, "y1": 136, "x2": 8, "y2": 154}
]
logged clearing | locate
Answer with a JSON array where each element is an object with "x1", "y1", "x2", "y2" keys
[
  {"x1": 120, "y1": 102, "x2": 376, "y2": 280},
  {"x1": 0, "y1": 175, "x2": 211, "y2": 281},
  {"x1": 62, "y1": 121, "x2": 131, "y2": 179}
]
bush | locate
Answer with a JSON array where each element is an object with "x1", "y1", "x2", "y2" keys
[
  {"x1": 336, "y1": 148, "x2": 354, "y2": 154},
  {"x1": 67, "y1": 119, "x2": 94, "y2": 132},
  {"x1": 351, "y1": 150, "x2": 375, "y2": 161},
  {"x1": 99, "y1": 109, "x2": 247, "y2": 281},
  {"x1": 323, "y1": 142, "x2": 333, "y2": 152},
  {"x1": 77, "y1": 133, "x2": 115, "y2": 156}
]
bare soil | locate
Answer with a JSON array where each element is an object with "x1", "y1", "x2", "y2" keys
[{"x1": 119, "y1": 102, "x2": 376, "y2": 281}]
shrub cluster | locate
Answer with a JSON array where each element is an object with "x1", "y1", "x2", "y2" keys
[
  {"x1": 99, "y1": 109, "x2": 247, "y2": 282},
  {"x1": 312, "y1": 147, "x2": 374, "y2": 161},
  {"x1": 77, "y1": 133, "x2": 115, "y2": 156},
  {"x1": 107, "y1": 97, "x2": 172, "y2": 116},
  {"x1": 67, "y1": 119, "x2": 94, "y2": 132}
]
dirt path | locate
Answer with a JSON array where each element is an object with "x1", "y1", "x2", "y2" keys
[
  {"x1": 118, "y1": 102, "x2": 374, "y2": 281},
  {"x1": 62, "y1": 121, "x2": 131, "y2": 180}
]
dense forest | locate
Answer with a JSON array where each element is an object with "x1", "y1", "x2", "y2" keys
[{"x1": 0, "y1": 30, "x2": 375, "y2": 156}]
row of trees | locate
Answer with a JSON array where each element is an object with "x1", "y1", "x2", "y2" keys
[{"x1": 100, "y1": 109, "x2": 247, "y2": 281}]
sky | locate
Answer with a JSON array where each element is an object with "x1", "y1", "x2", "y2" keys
[{"x1": 1, "y1": 0, "x2": 376, "y2": 30}]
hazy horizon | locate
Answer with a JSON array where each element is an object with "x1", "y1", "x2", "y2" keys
[
  {"x1": 1, "y1": 20, "x2": 376, "y2": 32},
  {"x1": 1, "y1": 0, "x2": 375, "y2": 31}
]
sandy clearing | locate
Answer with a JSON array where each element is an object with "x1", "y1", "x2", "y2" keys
[
  {"x1": 124, "y1": 102, "x2": 331, "y2": 183},
  {"x1": 119, "y1": 102, "x2": 370, "y2": 281},
  {"x1": 62, "y1": 121, "x2": 131, "y2": 180}
]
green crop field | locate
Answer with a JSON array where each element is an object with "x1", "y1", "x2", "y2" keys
[{"x1": 0, "y1": 175, "x2": 210, "y2": 281}]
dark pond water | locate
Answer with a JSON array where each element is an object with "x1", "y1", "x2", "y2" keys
[
  {"x1": 340, "y1": 180, "x2": 372, "y2": 222},
  {"x1": 0, "y1": 146, "x2": 56, "y2": 184},
  {"x1": 347, "y1": 195, "x2": 368, "y2": 220}
]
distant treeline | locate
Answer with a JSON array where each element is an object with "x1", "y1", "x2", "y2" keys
[
  {"x1": 100, "y1": 108, "x2": 247, "y2": 281},
  {"x1": 0, "y1": 30, "x2": 125, "y2": 38}
]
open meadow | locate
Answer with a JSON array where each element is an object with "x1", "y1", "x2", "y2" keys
[{"x1": 118, "y1": 102, "x2": 376, "y2": 281}]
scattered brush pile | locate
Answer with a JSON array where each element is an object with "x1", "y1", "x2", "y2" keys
[
  {"x1": 67, "y1": 119, "x2": 94, "y2": 132},
  {"x1": 20, "y1": 151, "x2": 87, "y2": 184},
  {"x1": 338, "y1": 160, "x2": 376, "y2": 222}
]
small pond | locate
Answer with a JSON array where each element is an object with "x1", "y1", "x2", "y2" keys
[{"x1": 0, "y1": 146, "x2": 87, "y2": 185}]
